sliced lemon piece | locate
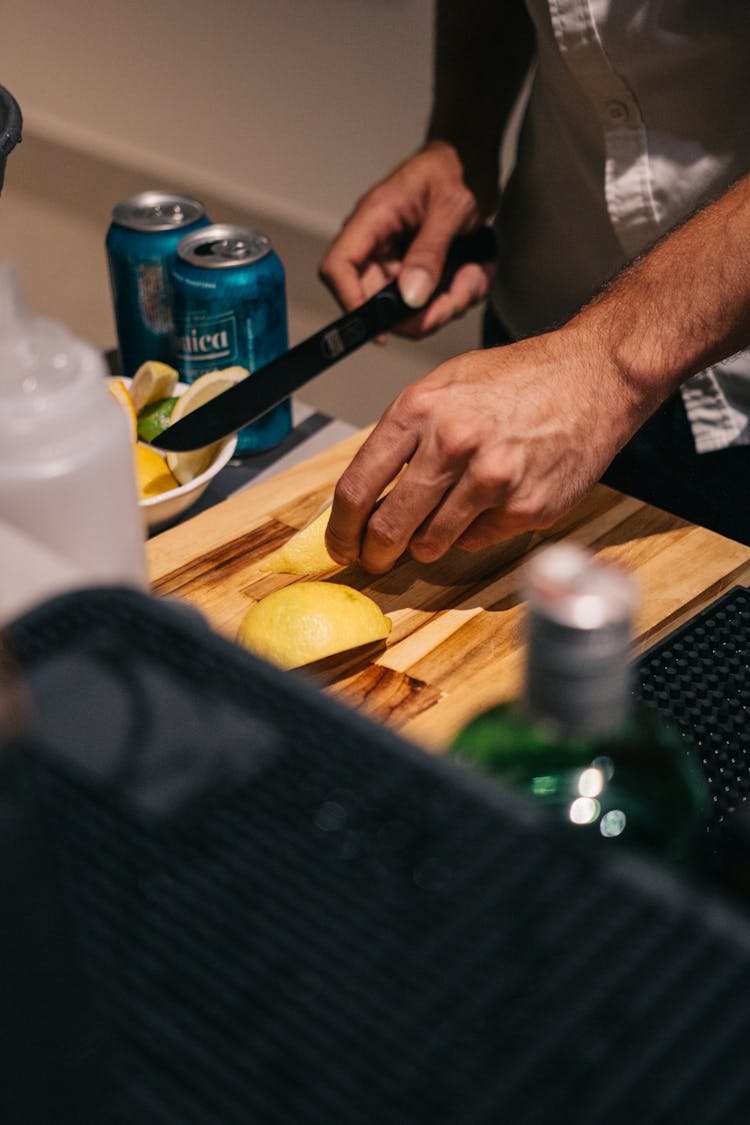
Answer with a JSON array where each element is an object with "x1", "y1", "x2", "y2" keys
[
  {"x1": 135, "y1": 443, "x2": 180, "y2": 499},
  {"x1": 214, "y1": 365, "x2": 249, "y2": 381},
  {"x1": 261, "y1": 504, "x2": 339, "y2": 575},
  {"x1": 236, "y1": 582, "x2": 392, "y2": 670},
  {"x1": 106, "y1": 377, "x2": 138, "y2": 443},
  {"x1": 165, "y1": 367, "x2": 245, "y2": 485},
  {"x1": 129, "y1": 360, "x2": 179, "y2": 414}
]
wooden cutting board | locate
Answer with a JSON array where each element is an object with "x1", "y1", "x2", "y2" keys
[{"x1": 147, "y1": 427, "x2": 750, "y2": 751}]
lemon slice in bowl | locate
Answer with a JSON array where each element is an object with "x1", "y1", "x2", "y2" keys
[
  {"x1": 165, "y1": 367, "x2": 246, "y2": 485},
  {"x1": 236, "y1": 582, "x2": 392, "y2": 670},
  {"x1": 129, "y1": 360, "x2": 179, "y2": 414},
  {"x1": 135, "y1": 443, "x2": 180, "y2": 499},
  {"x1": 106, "y1": 377, "x2": 138, "y2": 443},
  {"x1": 261, "y1": 504, "x2": 339, "y2": 575}
]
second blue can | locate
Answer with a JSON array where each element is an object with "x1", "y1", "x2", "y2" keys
[{"x1": 170, "y1": 224, "x2": 291, "y2": 455}]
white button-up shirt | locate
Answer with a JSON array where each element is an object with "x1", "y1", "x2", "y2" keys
[{"x1": 492, "y1": 0, "x2": 750, "y2": 452}]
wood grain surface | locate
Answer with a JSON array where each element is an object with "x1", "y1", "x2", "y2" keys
[{"x1": 147, "y1": 427, "x2": 750, "y2": 751}]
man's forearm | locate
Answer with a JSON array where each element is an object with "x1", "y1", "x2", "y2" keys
[
  {"x1": 572, "y1": 172, "x2": 750, "y2": 418},
  {"x1": 427, "y1": 0, "x2": 535, "y2": 201}
]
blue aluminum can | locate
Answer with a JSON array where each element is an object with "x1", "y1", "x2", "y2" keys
[
  {"x1": 106, "y1": 191, "x2": 210, "y2": 377},
  {"x1": 170, "y1": 223, "x2": 291, "y2": 455}
]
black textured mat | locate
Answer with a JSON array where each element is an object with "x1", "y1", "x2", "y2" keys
[
  {"x1": 5, "y1": 587, "x2": 750, "y2": 1125},
  {"x1": 635, "y1": 586, "x2": 750, "y2": 819}
]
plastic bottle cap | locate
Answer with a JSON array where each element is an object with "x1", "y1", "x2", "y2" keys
[{"x1": 0, "y1": 261, "x2": 147, "y2": 590}]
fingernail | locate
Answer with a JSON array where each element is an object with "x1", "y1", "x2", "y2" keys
[{"x1": 400, "y1": 267, "x2": 434, "y2": 309}]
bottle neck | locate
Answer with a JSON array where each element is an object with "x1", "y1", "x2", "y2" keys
[{"x1": 524, "y1": 609, "x2": 632, "y2": 739}]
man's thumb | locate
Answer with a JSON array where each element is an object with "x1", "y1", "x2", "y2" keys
[
  {"x1": 398, "y1": 216, "x2": 456, "y2": 309},
  {"x1": 399, "y1": 266, "x2": 436, "y2": 309}
]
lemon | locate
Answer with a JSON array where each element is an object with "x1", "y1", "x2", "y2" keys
[
  {"x1": 137, "y1": 395, "x2": 179, "y2": 443},
  {"x1": 236, "y1": 582, "x2": 392, "y2": 670},
  {"x1": 213, "y1": 365, "x2": 249, "y2": 382},
  {"x1": 165, "y1": 367, "x2": 246, "y2": 485},
  {"x1": 106, "y1": 377, "x2": 138, "y2": 443},
  {"x1": 135, "y1": 443, "x2": 179, "y2": 499},
  {"x1": 261, "y1": 504, "x2": 339, "y2": 575},
  {"x1": 129, "y1": 360, "x2": 179, "y2": 414}
]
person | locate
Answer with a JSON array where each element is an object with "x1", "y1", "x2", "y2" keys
[{"x1": 318, "y1": 1, "x2": 750, "y2": 574}]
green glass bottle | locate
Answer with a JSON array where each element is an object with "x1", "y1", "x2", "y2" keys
[{"x1": 450, "y1": 544, "x2": 714, "y2": 873}]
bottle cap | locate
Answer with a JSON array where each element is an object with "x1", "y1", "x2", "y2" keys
[
  {"x1": 523, "y1": 543, "x2": 638, "y2": 736},
  {"x1": 0, "y1": 262, "x2": 147, "y2": 591}
]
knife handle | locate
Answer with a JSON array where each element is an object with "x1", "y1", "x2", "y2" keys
[
  {"x1": 372, "y1": 224, "x2": 497, "y2": 331},
  {"x1": 319, "y1": 226, "x2": 497, "y2": 354}
]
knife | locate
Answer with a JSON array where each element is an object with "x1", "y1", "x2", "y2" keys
[{"x1": 153, "y1": 226, "x2": 496, "y2": 452}]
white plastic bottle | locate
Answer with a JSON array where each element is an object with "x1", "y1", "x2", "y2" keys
[{"x1": 0, "y1": 263, "x2": 148, "y2": 607}]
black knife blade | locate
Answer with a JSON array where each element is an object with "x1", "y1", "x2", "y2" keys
[{"x1": 153, "y1": 226, "x2": 496, "y2": 452}]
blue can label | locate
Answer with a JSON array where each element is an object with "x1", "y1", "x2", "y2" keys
[
  {"x1": 137, "y1": 260, "x2": 172, "y2": 334},
  {"x1": 174, "y1": 311, "x2": 238, "y2": 368}
]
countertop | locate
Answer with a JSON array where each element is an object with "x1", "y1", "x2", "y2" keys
[{"x1": 147, "y1": 424, "x2": 750, "y2": 751}]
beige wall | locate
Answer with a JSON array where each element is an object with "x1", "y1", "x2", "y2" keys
[
  {"x1": 2, "y1": 0, "x2": 435, "y2": 236},
  {"x1": 0, "y1": 0, "x2": 484, "y2": 426}
]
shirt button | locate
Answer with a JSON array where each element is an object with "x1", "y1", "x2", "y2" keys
[{"x1": 606, "y1": 100, "x2": 629, "y2": 125}]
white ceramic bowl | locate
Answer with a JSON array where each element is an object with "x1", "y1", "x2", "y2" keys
[{"x1": 126, "y1": 378, "x2": 238, "y2": 534}]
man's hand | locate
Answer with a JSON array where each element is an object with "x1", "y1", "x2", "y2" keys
[
  {"x1": 324, "y1": 329, "x2": 647, "y2": 573},
  {"x1": 325, "y1": 165, "x2": 750, "y2": 573},
  {"x1": 319, "y1": 140, "x2": 495, "y2": 338}
]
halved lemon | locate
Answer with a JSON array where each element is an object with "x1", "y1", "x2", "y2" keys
[
  {"x1": 236, "y1": 582, "x2": 392, "y2": 670},
  {"x1": 129, "y1": 360, "x2": 179, "y2": 414},
  {"x1": 106, "y1": 377, "x2": 138, "y2": 443},
  {"x1": 165, "y1": 367, "x2": 246, "y2": 485},
  {"x1": 261, "y1": 504, "x2": 339, "y2": 576}
]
